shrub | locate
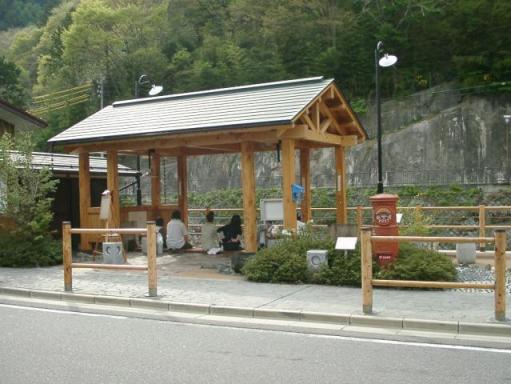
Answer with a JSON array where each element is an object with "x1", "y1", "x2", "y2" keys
[
  {"x1": 376, "y1": 243, "x2": 456, "y2": 282},
  {"x1": 242, "y1": 232, "x2": 334, "y2": 283},
  {"x1": 242, "y1": 233, "x2": 456, "y2": 286},
  {"x1": 0, "y1": 233, "x2": 62, "y2": 267},
  {"x1": 0, "y1": 134, "x2": 61, "y2": 267}
]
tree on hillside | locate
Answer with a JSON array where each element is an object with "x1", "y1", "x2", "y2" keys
[{"x1": 0, "y1": 57, "x2": 27, "y2": 106}]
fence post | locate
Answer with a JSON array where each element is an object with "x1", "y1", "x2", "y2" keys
[
  {"x1": 356, "y1": 206, "x2": 363, "y2": 234},
  {"x1": 494, "y1": 229, "x2": 507, "y2": 321},
  {"x1": 147, "y1": 221, "x2": 157, "y2": 297},
  {"x1": 361, "y1": 227, "x2": 373, "y2": 314},
  {"x1": 62, "y1": 221, "x2": 72, "y2": 292},
  {"x1": 478, "y1": 205, "x2": 486, "y2": 251}
]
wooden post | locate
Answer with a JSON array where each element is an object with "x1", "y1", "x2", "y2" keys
[
  {"x1": 147, "y1": 221, "x2": 157, "y2": 297},
  {"x1": 479, "y1": 205, "x2": 486, "y2": 251},
  {"x1": 78, "y1": 153, "x2": 91, "y2": 251},
  {"x1": 177, "y1": 154, "x2": 188, "y2": 225},
  {"x1": 151, "y1": 152, "x2": 161, "y2": 211},
  {"x1": 107, "y1": 151, "x2": 120, "y2": 228},
  {"x1": 361, "y1": 227, "x2": 373, "y2": 314},
  {"x1": 241, "y1": 142, "x2": 258, "y2": 252},
  {"x1": 299, "y1": 148, "x2": 312, "y2": 222},
  {"x1": 62, "y1": 221, "x2": 72, "y2": 292},
  {"x1": 335, "y1": 146, "x2": 348, "y2": 224},
  {"x1": 494, "y1": 229, "x2": 506, "y2": 321},
  {"x1": 281, "y1": 139, "x2": 297, "y2": 231},
  {"x1": 356, "y1": 205, "x2": 363, "y2": 233}
]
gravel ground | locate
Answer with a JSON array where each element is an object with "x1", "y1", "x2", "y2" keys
[{"x1": 455, "y1": 264, "x2": 511, "y2": 293}]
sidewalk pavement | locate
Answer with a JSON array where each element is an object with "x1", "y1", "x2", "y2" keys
[{"x1": 1, "y1": 264, "x2": 510, "y2": 347}]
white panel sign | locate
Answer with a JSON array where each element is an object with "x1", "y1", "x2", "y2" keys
[
  {"x1": 260, "y1": 199, "x2": 284, "y2": 221},
  {"x1": 335, "y1": 237, "x2": 358, "y2": 250}
]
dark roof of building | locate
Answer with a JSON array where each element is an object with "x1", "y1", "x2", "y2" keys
[
  {"x1": 0, "y1": 99, "x2": 47, "y2": 129},
  {"x1": 8, "y1": 151, "x2": 137, "y2": 176},
  {"x1": 49, "y1": 76, "x2": 365, "y2": 145}
]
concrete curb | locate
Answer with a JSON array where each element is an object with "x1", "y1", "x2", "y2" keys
[{"x1": 1, "y1": 287, "x2": 510, "y2": 341}]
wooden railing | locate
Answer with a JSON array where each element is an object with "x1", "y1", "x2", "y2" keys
[
  {"x1": 360, "y1": 228, "x2": 507, "y2": 321},
  {"x1": 62, "y1": 221, "x2": 158, "y2": 297},
  {"x1": 187, "y1": 204, "x2": 511, "y2": 236}
]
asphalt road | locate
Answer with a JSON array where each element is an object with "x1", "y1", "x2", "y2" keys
[{"x1": 1, "y1": 304, "x2": 510, "y2": 384}]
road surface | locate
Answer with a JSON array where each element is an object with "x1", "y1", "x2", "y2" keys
[{"x1": 1, "y1": 304, "x2": 510, "y2": 384}]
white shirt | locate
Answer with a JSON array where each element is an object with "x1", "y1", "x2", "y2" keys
[
  {"x1": 201, "y1": 222, "x2": 218, "y2": 250},
  {"x1": 166, "y1": 219, "x2": 188, "y2": 249}
]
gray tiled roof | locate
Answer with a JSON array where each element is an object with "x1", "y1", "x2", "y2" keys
[
  {"x1": 8, "y1": 151, "x2": 136, "y2": 176},
  {"x1": 48, "y1": 77, "x2": 335, "y2": 145}
]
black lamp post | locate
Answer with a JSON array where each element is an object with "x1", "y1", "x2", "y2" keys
[
  {"x1": 134, "y1": 75, "x2": 163, "y2": 205},
  {"x1": 375, "y1": 41, "x2": 397, "y2": 194}
]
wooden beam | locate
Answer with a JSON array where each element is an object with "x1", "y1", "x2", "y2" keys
[
  {"x1": 302, "y1": 113, "x2": 317, "y2": 132},
  {"x1": 78, "y1": 153, "x2": 91, "y2": 250},
  {"x1": 335, "y1": 146, "x2": 348, "y2": 224},
  {"x1": 281, "y1": 125, "x2": 357, "y2": 146},
  {"x1": 320, "y1": 117, "x2": 332, "y2": 134},
  {"x1": 107, "y1": 151, "x2": 120, "y2": 228},
  {"x1": 331, "y1": 86, "x2": 367, "y2": 141},
  {"x1": 300, "y1": 148, "x2": 311, "y2": 222},
  {"x1": 177, "y1": 154, "x2": 188, "y2": 225},
  {"x1": 314, "y1": 103, "x2": 320, "y2": 132},
  {"x1": 318, "y1": 102, "x2": 343, "y2": 135},
  {"x1": 281, "y1": 139, "x2": 297, "y2": 231},
  {"x1": 151, "y1": 152, "x2": 160, "y2": 210},
  {"x1": 62, "y1": 125, "x2": 292, "y2": 153},
  {"x1": 240, "y1": 142, "x2": 257, "y2": 252}
]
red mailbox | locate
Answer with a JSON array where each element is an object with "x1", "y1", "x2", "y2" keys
[{"x1": 370, "y1": 193, "x2": 399, "y2": 265}]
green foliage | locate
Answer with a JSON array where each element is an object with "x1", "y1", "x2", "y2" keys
[
  {"x1": 400, "y1": 207, "x2": 432, "y2": 237},
  {"x1": 0, "y1": 56, "x2": 27, "y2": 106},
  {"x1": 0, "y1": 232, "x2": 62, "y2": 267},
  {"x1": 377, "y1": 243, "x2": 457, "y2": 282},
  {"x1": 0, "y1": 0, "x2": 60, "y2": 30},
  {"x1": 242, "y1": 231, "x2": 334, "y2": 284},
  {"x1": 0, "y1": 133, "x2": 61, "y2": 267}
]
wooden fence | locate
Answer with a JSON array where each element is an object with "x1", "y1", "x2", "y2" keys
[
  {"x1": 62, "y1": 221, "x2": 157, "y2": 297},
  {"x1": 187, "y1": 204, "x2": 511, "y2": 238},
  {"x1": 360, "y1": 228, "x2": 507, "y2": 321}
]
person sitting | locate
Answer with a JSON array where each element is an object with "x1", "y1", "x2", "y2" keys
[
  {"x1": 166, "y1": 210, "x2": 192, "y2": 251},
  {"x1": 155, "y1": 217, "x2": 166, "y2": 249},
  {"x1": 296, "y1": 212, "x2": 306, "y2": 234},
  {"x1": 217, "y1": 214, "x2": 243, "y2": 251},
  {"x1": 201, "y1": 210, "x2": 219, "y2": 251}
]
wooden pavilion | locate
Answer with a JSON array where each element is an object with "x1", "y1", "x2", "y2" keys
[{"x1": 49, "y1": 76, "x2": 367, "y2": 252}]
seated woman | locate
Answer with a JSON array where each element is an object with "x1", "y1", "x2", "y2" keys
[
  {"x1": 217, "y1": 214, "x2": 243, "y2": 251},
  {"x1": 166, "y1": 210, "x2": 192, "y2": 251},
  {"x1": 201, "y1": 210, "x2": 219, "y2": 251}
]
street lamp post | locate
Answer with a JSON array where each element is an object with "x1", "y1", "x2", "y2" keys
[
  {"x1": 134, "y1": 75, "x2": 164, "y2": 205},
  {"x1": 375, "y1": 41, "x2": 398, "y2": 194},
  {"x1": 504, "y1": 115, "x2": 511, "y2": 183}
]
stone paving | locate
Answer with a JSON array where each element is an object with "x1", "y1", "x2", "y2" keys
[{"x1": 0, "y1": 252, "x2": 510, "y2": 325}]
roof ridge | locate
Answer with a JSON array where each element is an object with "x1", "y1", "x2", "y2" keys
[{"x1": 113, "y1": 76, "x2": 326, "y2": 108}]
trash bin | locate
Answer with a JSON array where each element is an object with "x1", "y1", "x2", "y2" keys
[
  {"x1": 103, "y1": 242, "x2": 124, "y2": 264},
  {"x1": 456, "y1": 243, "x2": 476, "y2": 264}
]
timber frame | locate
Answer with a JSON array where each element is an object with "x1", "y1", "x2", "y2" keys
[{"x1": 50, "y1": 78, "x2": 367, "y2": 252}]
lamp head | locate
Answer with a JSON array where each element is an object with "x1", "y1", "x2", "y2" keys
[
  {"x1": 379, "y1": 54, "x2": 398, "y2": 68},
  {"x1": 148, "y1": 85, "x2": 163, "y2": 96},
  {"x1": 504, "y1": 115, "x2": 511, "y2": 124}
]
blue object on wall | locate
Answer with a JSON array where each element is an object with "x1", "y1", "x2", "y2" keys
[{"x1": 292, "y1": 183, "x2": 304, "y2": 203}]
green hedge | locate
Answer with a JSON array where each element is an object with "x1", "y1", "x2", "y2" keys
[
  {"x1": 0, "y1": 233, "x2": 62, "y2": 267},
  {"x1": 242, "y1": 235, "x2": 456, "y2": 286}
]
